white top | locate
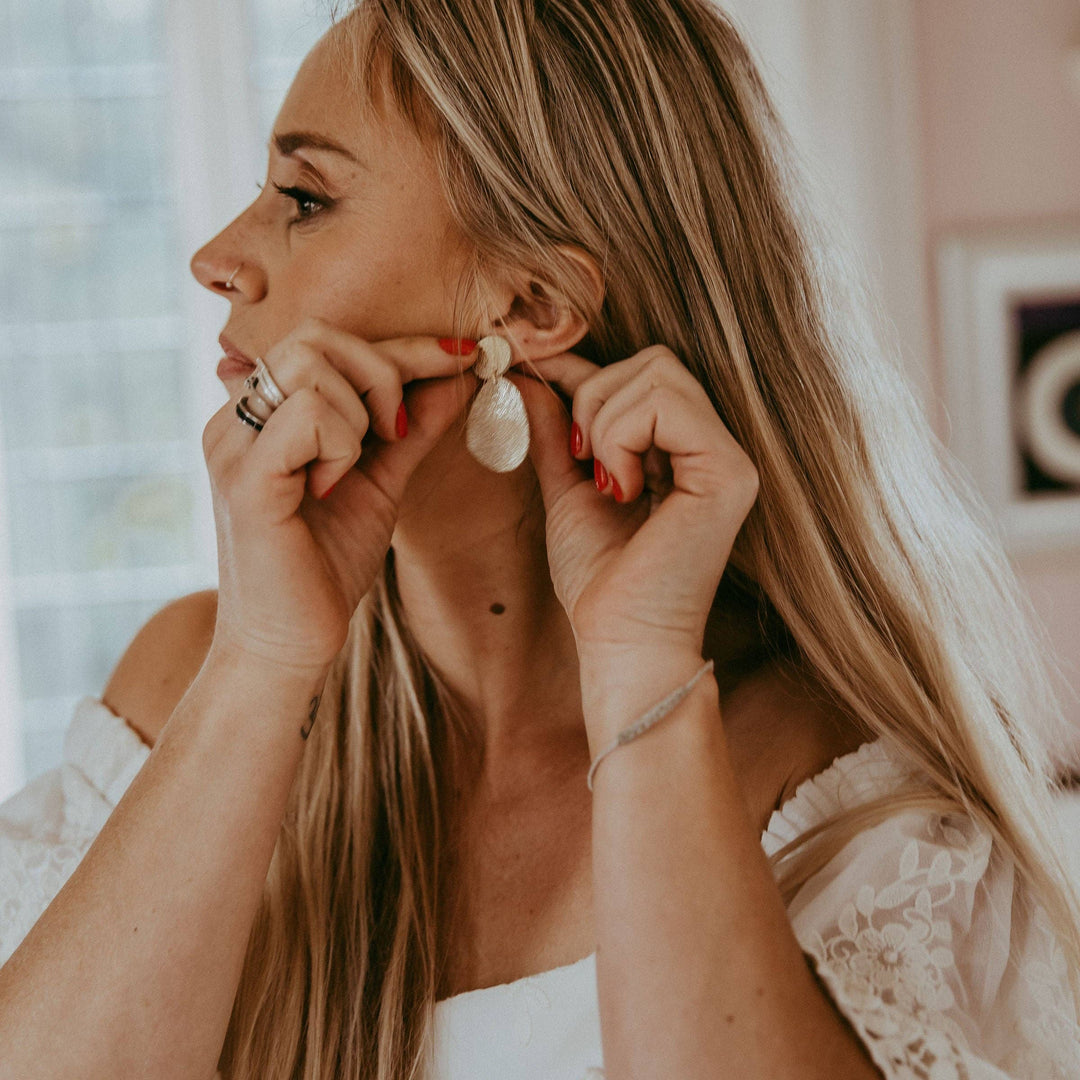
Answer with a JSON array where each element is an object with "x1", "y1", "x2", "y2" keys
[{"x1": 3, "y1": 696, "x2": 1080, "y2": 1080}]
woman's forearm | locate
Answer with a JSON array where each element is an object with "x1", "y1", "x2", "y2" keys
[
  {"x1": 582, "y1": 647, "x2": 881, "y2": 1080},
  {"x1": 0, "y1": 646, "x2": 328, "y2": 1080}
]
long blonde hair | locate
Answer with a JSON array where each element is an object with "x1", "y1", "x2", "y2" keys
[{"x1": 218, "y1": 1, "x2": 1080, "y2": 1076}]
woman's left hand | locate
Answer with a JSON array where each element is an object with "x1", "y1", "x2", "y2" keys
[{"x1": 509, "y1": 346, "x2": 760, "y2": 665}]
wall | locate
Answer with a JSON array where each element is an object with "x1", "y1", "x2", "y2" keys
[
  {"x1": 723, "y1": 0, "x2": 933, "y2": 412},
  {"x1": 915, "y1": 0, "x2": 1080, "y2": 228},
  {"x1": 914, "y1": 0, "x2": 1080, "y2": 738},
  {"x1": 719, "y1": 0, "x2": 1080, "y2": 746}
]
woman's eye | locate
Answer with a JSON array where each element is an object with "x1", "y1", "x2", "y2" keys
[{"x1": 257, "y1": 180, "x2": 328, "y2": 224}]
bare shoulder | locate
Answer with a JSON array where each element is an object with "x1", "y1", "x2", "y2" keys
[
  {"x1": 101, "y1": 589, "x2": 219, "y2": 749},
  {"x1": 719, "y1": 659, "x2": 867, "y2": 833}
]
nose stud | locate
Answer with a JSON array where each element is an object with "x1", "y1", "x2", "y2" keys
[{"x1": 223, "y1": 264, "x2": 242, "y2": 291}]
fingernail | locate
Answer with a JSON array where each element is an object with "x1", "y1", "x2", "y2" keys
[
  {"x1": 438, "y1": 337, "x2": 478, "y2": 355},
  {"x1": 594, "y1": 459, "x2": 608, "y2": 491},
  {"x1": 396, "y1": 401, "x2": 408, "y2": 438},
  {"x1": 570, "y1": 421, "x2": 583, "y2": 456},
  {"x1": 319, "y1": 481, "x2": 338, "y2": 500},
  {"x1": 611, "y1": 475, "x2": 623, "y2": 502}
]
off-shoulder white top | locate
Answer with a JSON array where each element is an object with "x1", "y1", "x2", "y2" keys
[{"x1": 3, "y1": 696, "x2": 1080, "y2": 1080}]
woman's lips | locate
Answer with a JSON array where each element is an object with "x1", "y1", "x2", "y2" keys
[
  {"x1": 217, "y1": 333, "x2": 257, "y2": 381},
  {"x1": 217, "y1": 356, "x2": 256, "y2": 380}
]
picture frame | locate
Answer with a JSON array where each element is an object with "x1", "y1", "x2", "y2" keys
[{"x1": 937, "y1": 226, "x2": 1080, "y2": 556}]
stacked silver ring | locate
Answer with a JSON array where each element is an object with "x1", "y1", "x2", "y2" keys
[{"x1": 235, "y1": 358, "x2": 288, "y2": 434}]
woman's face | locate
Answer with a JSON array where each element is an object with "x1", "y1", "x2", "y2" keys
[{"x1": 189, "y1": 25, "x2": 473, "y2": 390}]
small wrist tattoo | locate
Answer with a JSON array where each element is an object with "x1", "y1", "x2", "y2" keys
[{"x1": 301, "y1": 694, "x2": 320, "y2": 740}]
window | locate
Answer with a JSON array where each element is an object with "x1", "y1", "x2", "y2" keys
[{"x1": 0, "y1": 0, "x2": 333, "y2": 801}]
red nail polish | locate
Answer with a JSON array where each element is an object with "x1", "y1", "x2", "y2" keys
[
  {"x1": 570, "y1": 421, "x2": 583, "y2": 456},
  {"x1": 594, "y1": 459, "x2": 608, "y2": 491},
  {"x1": 319, "y1": 481, "x2": 338, "y2": 500},
  {"x1": 438, "y1": 337, "x2": 478, "y2": 355},
  {"x1": 611, "y1": 475, "x2": 623, "y2": 502},
  {"x1": 396, "y1": 401, "x2": 408, "y2": 438}
]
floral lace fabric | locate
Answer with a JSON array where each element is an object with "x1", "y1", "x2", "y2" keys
[
  {"x1": 2, "y1": 698, "x2": 1080, "y2": 1080},
  {"x1": 0, "y1": 696, "x2": 150, "y2": 966},
  {"x1": 763, "y1": 744, "x2": 1080, "y2": 1080}
]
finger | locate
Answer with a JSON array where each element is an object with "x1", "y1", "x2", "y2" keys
[
  {"x1": 511, "y1": 353, "x2": 609, "y2": 460},
  {"x1": 590, "y1": 377, "x2": 729, "y2": 504},
  {"x1": 286, "y1": 320, "x2": 480, "y2": 442},
  {"x1": 565, "y1": 348, "x2": 705, "y2": 462},
  {"x1": 202, "y1": 396, "x2": 242, "y2": 462},
  {"x1": 311, "y1": 322, "x2": 480, "y2": 439},
  {"x1": 236, "y1": 387, "x2": 362, "y2": 502},
  {"x1": 264, "y1": 339, "x2": 375, "y2": 445},
  {"x1": 371, "y1": 334, "x2": 480, "y2": 382},
  {"x1": 346, "y1": 368, "x2": 480, "y2": 506},
  {"x1": 513, "y1": 352, "x2": 601, "y2": 401},
  {"x1": 508, "y1": 371, "x2": 591, "y2": 509},
  {"x1": 587, "y1": 376, "x2": 657, "y2": 501}
]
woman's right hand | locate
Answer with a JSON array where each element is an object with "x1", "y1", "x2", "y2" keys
[{"x1": 202, "y1": 317, "x2": 478, "y2": 674}]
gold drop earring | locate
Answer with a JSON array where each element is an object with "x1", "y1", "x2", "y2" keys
[{"x1": 465, "y1": 334, "x2": 530, "y2": 472}]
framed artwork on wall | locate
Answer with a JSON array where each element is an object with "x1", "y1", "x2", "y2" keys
[{"x1": 937, "y1": 227, "x2": 1080, "y2": 555}]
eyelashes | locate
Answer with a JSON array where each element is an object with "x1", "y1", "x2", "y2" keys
[{"x1": 255, "y1": 180, "x2": 330, "y2": 225}]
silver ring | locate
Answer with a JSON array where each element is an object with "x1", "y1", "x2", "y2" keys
[
  {"x1": 241, "y1": 375, "x2": 277, "y2": 417},
  {"x1": 239, "y1": 389, "x2": 275, "y2": 424},
  {"x1": 243, "y1": 357, "x2": 286, "y2": 409},
  {"x1": 224, "y1": 264, "x2": 241, "y2": 291},
  {"x1": 235, "y1": 396, "x2": 265, "y2": 432}
]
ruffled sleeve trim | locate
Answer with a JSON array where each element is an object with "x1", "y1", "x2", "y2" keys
[
  {"x1": 761, "y1": 737, "x2": 919, "y2": 857},
  {"x1": 63, "y1": 696, "x2": 151, "y2": 809}
]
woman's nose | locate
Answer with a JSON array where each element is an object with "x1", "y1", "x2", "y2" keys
[
  {"x1": 190, "y1": 243, "x2": 235, "y2": 294},
  {"x1": 189, "y1": 243, "x2": 265, "y2": 300}
]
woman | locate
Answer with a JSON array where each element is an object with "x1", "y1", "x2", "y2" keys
[{"x1": 1, "y1": 1, "x2": 1079, "y2": 1077}]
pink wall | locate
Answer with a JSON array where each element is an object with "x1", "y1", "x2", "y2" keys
[
  {"x1": 915, "y1": 0, "x2": 1080, "y2": 227},
  {"x1": 914, "y1": 0, "x2": 1080, "y2": 745}
]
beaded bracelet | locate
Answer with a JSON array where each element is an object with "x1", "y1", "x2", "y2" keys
[{"x1": 586, "y1": 658, "x2": 716, "y2": 791}]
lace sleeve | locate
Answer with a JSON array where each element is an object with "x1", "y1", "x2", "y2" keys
[
  {"x1": 0, "y1": 768, "x2": 99, "y2": 967},
  {"x1": 0, "y1": 696, "x2": 150, "y2": 968},
  {"x1": 788, "y1": 808, "x2": 1080, "y2": 1080}
]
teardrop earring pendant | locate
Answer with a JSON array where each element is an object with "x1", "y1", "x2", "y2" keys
[{"x1": 465, "y1": 335, "x2": 531, "y2": 473}]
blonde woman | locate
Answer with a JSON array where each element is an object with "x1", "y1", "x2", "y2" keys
[{"x1": 1, "y1": 1, "x2": 1079, "y2": 1077}]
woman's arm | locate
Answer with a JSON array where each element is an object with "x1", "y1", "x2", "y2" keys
[
  {"x1": 512, "y1": 348, "x2": 887, "y2": 1078},
  {"x1": 0, "y1": 642, "x2": 328, "y2": 1080},
  {"x1": 582, "y1": 646, "x2": 883, "y2": 1080}
]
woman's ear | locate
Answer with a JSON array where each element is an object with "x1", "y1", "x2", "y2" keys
[{"x1": 486, "y1": 245, "x2": 604, "y2": 362}]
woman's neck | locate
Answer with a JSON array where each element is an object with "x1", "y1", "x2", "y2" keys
[
  {"x1": 388, "y1": 434, "x2": 776, "y2": 794},
  {"x1": 390, "y1": 439, "x2": 586, "y2": 792}
]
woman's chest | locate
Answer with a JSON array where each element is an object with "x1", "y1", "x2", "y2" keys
[
  {"x1": 432, "y1": 674, "x2": 860, "y2": 1001},
  {"x1": 435, "y1": 791, "x2": 597, "y2": 1002}
]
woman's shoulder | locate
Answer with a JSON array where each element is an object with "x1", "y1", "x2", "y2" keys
[
  {"x1": 0, "y1": 590, "x2": 218, "y2": 965},
  {"x1": 102, "y1": 589, "x2": 218, "y2": 749},
  {"x1": 761, "y1": 741, "x2": 1080, "y2": 1078},
  {"x1": 719, "y1": 658, "x2": 871, "y2": 834}
]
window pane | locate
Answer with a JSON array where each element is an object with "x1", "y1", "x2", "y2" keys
[
  {"x1": 1, "y1": 0, "x2": 164, "y2": 68},
  {"x1": 248, "y1": 0, "x2": 333, "y2": 138},
  {"x1": 16, "y1": 596, "x2": 161, "y2": 701},
  {"x1": 249, "y1": 0, "x2": 330, "y2": 64},
  {"x1": 16, "y1": 595, "x2": 162, "y2": 782},
  {"x1": 7, "y1": 472, "x2": 197, "y2": 577},
  {"x1": 5, "y1": 95, "x2": 171, "y2": 200},
  {"x1": 0, "y1": 0, "x2": 204, "y2": 794}
]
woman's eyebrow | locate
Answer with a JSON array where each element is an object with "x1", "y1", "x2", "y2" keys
[{"x1": 270, "y1": 130, "x2": 363, "y2": 166}]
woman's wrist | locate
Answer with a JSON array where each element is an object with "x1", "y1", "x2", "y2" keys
[
  {"x1": 185, "y1": 641, "x2": 334, "y2": 746},
  {"x1": 577, "y1": 643, "x2": 716, "y2": 755}
]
